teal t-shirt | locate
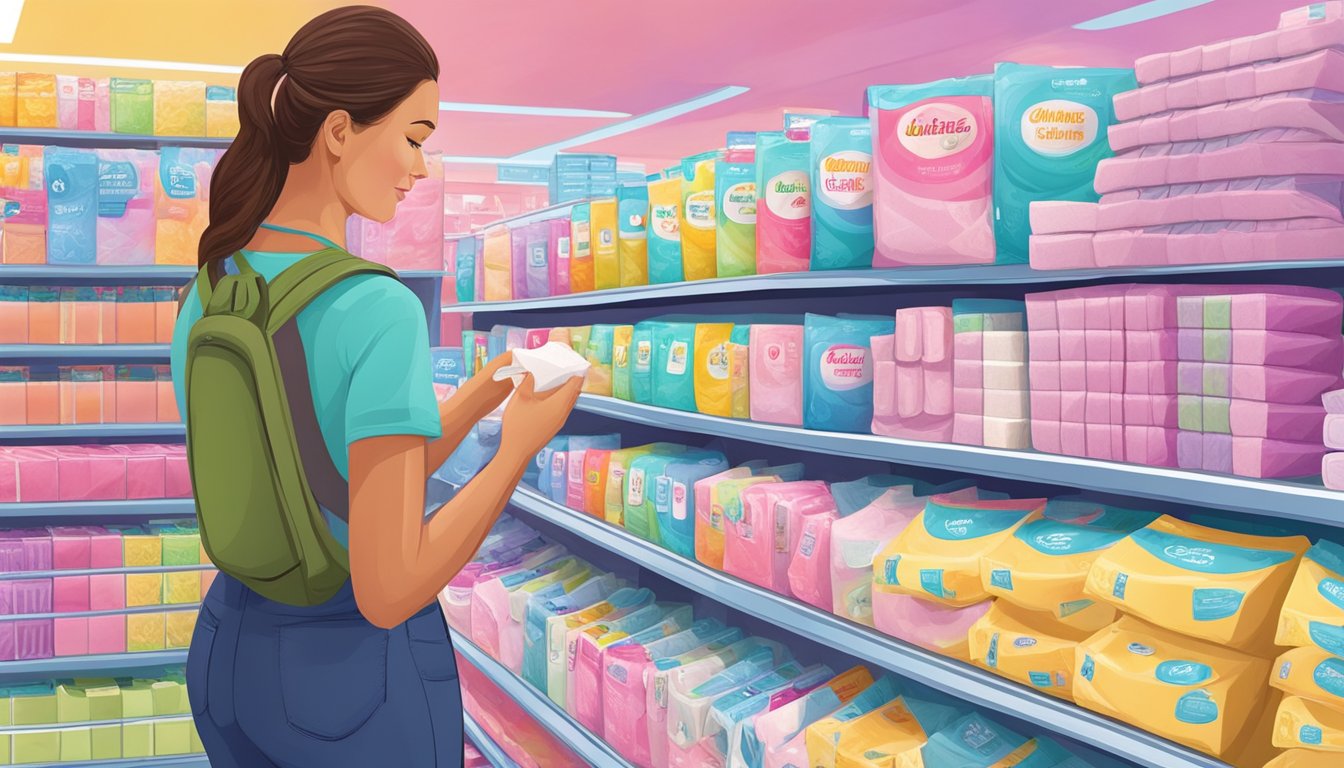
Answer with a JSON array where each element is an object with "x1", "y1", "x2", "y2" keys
[{"x1": 170, "y1": 250, "x2": 442, "y2": 547}]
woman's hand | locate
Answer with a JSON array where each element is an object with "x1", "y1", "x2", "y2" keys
[{"x1": 499, "y1": 374, "x2": 583, "y2": 463}]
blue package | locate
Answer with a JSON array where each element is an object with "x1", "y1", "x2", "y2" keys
[
  {"x1": 810, "y1": 117, "x2": 874, "y2": 270},
  {"x1": 993, "y1": 62, "x2": 1137, "y2": 264},
  {"x1": 430, "y1": 347, "x2": 465, "y2": 389},
  {"x1": 455, "y1": 235, "x2": 476, "y2": 303},
  {"x1": 433, "y1": 418, "x2": 502, "y2": 487},
  {"x1": 803, "y1": 313, "x2": 894, "y2": 433},
  {"x1": 635, "y1": 448, "x2": 728, "y2": 552},
  {"x1": 45, "y1": 147, "x2": 98, "y2": 264},
  {"x1": 530, "y1": 437, "x2": 566, "y2": 490},
  {"x1": 653, "y1": 321, "x2": 698, "y2": 412}
]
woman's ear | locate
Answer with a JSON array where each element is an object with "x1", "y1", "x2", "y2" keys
[{"x1": 322, "y1": 110, "x2": 353, "y2": 158}]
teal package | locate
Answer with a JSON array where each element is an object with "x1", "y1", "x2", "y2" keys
[
  {"x1": 631, "y1": 323, "x2": 656, "y2": 404},
  {"x1": 626, "y1": 448, "x2": 728, "y2": 546},
  {"x1": 810, "y1": 117, "x2": 874, "y2": 270},
  {"x1": 654, "y1": 450, "x2": 732, "y2": 558},
  {"x1": 803, "y1": 313, "x2": 894, "y2": 433},
  {"x1": 715, "y1": 158, "x2": 757, "y2": 278},
  {"x1": 45, "y1": 147, "x2": 99, "y2": 265},
  {"x1": 993, "y1": 63, "x2": 1137, "y2": 264},
  {"x1": 455, "y1": 236, "x2": 476, "y2": 303},
  {"x1": 652, "y1": 321, "x2": 697, "y2": 412}
]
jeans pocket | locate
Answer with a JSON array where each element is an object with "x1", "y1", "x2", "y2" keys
[
  {"x1": 406, "y1": 606, "x2": 458, "y2": 682},
  {"x1": 186, "y1": 606, "x2": 220, "y2": 716},
  {"x1": 278, "y1": 618, "x2": 388, "y2": 740}
]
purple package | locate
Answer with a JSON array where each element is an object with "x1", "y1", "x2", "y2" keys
[
  {"x1": 1094, "y1": 141, "x2": 1344, "y2": 196},
  {"x1": 1201, "y1": 433, "x2": 1234, "y2": 474},
  {"x1": 510, "y1": 225, "x2": 530, "y2": 300},
  {"x1": 1231, "y1": 400, "x2": 1327, "y2": 440},
  {"x1": 549, "y1": 217, "x2": 571, "y2": 296},
  {"x1": 1108, "y1": 95, "x2": 1344, "y2": 154},
  {"x1": 523, "y1": 221, "x2": 550, "y2": 299},
  {"x1": 1177, "y1": 430, "x2": 1204, "y2": 469},
  {"x1": 1231, "y1": 330, "x2": 1344, "y2": 371},
  {"x1": 1327, "y1": 388, "x2": 1344, "y2": 413}
]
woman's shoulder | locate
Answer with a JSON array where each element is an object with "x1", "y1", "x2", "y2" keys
[{"x1": 318, "y1": 271, "x2": 423, "y2": 317}]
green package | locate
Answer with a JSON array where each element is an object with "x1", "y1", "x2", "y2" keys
[{"x1": 110, "y1": 78, "x2": 153, "y2": 135}]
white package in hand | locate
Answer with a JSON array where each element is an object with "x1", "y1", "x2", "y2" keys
[{"x1": 492, "y1": 342, "x2": 590, "y2": 392}]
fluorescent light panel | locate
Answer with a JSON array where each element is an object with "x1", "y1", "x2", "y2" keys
[
  {"x1": 1074, "y1": 0, "x2": 1216, "y2": 31},
  {"x1": 0, "y1": 0, "x2": 23, "y2": 45},
  {"x1": 438, "y1": 101, "x2": 628, "y2": 118}
]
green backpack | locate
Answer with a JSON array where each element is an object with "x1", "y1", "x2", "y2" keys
[{"x1": 182, "y1": 249, "x2": 399, "y2": 606}]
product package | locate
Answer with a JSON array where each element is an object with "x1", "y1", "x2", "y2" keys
[
  {"x1": 680, "y1": 152, "x2": 720, "y2": 281},
  {"x1": 44, "y1": 148, "x2": 98, "y2": 265},
  {"x1": 693, "y1": 322, "x2": 735, "y2": 418},
  {"x1": 591, "y1": 197, "x2": 620, "y2": 291},
  {"x1": 154, "y1": 147, "x2": 218, "y2": 266},
  {"x1": 205, "y1": 86, "x2": 239, "y2": 138},
  {"x1": 653, "y1": 321, "x2": 698, "y2": 412},
  {"x1": 715, "y1": 155, "x2": 757, "y2": 278},
  {"x1": 1277, "y1": 538, "x2": 1344, "y2": 656},
  {"x1": 755, "y1": 132, "x2": 812, "y2": 274},
  {"x1": 810, "y1": 117, "x2": 875, "y2": 271},
  {"x1": 96, "y1": 149, "x2": 157, "y2": 265},
  {"x1": 724, "y1": 480, "x2": 836, "y2": 596},
  {"x1": 872, "y1": 306, "x2": 954, "y2": 441},
  {"x1": 152, "y1": 81, "x2": 206, "y2": 137},
  {"x1": 481, "y1": 226, "x2": 512, "y2": 302},
  {"x1": 617, "y1": 184, "x2": 650, "y2": 287},
  {"x1": 648, "y1": 175, "x2": 685, "y2": 284},
  {"x1": 548, "y1": 217, "x2": 571, "y2": 296},
  {"x1": 804, "y1": 314, "x2": 895, "y2": 433},
  {"x1": 109, "y1": 78, "x2": 152, "y2": 135},
  {"x1": 749, "y1": 324, "x2": 805, "y2": 426},
  {"x1": 569, "y1": 202, "x2": 594, "y2": 293},
  {"x1": 653, "y1": 451, "x2": 734, "y2": 559}
]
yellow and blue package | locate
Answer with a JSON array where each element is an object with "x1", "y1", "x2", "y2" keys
[
  {"x1": 892, "y1": 713, "x2": 1019, "y2": 768},
  {"x1": 715, "y1": 155, "x2": 757, "y2": 278},
  {"x1": 605, "y1": 442, "x2": 685, "y2": 526},
  {"x1": 875, "y1": 494, "x2": 1045, "y2": 607},
  {"x1": 966, "y1": 600, "x2": 1092, "y2": 701},
  {"x1": 1074, "y1": 615, "x2": 1270, "y2": 758},
  {"x1": 617, "y1": 184, "x2": 649, "y2": 287},
  {"x1": 582, "y1": 324, "x2": 616, "y2": 396},
  {"x1": 1277, "y1": 538, "x2": 1344, "y2": 656},
  {"x1": 647, "y1": 174, "x2": 684, "y2": 284},
  {"x1": 569, "y1": 202, "x2": 594, "y2": 293},
  {"x1": 980, "y1": 499, "x2": 1157, "y2": 632},
  {"x1": 804, "y1": 675, "x2": 903, "y2": 767},
  {"x1": 653, "y1": 321, "x2": 698, "y2": 412},
  {"x1": 481, "y1": 225, "x2": 513, "y2": 301},
  {"x1": 44, "y1": 147, "x2": 98, "y2": 265},
  {"x1": 1271, "y1": 646, "x2": 1344, "y2": 714},
  {"x1": 992, "y1": 63, "x2": 1136, "y2": 264},
  {"x1": 1274, "y1": 695, "x2": 1344, "y2": 752},
  {"x1": 804, "y1": 313, "x2": 896, "y2": 433},
  {"x1": 591, "y1": 197, "x2": 620, "y2": 291},
  {"x1": 827, "y1": 695, "x2": 961, "y2": 768},
  {"x1": 811, "y1": 117, "x2": 875, "y2": 271},
  {"x1": 693, "y1": 322, "x2": 735, "y2": 418},
  {"x1": 631, "y1": 323, "x2": 655, "y2": 404},
  {"x1": 1085, "y1": 515, "x2": 1311, "y2": 650},
  {"x1": 611, "y1": 325, "x2": 635, "y2": 401},
  {"x1": 205, "y1": 86, "x2": 239, "y2": 138},
  {"x1": 711, "y1": 661, "x2": 831, "y2": 761},
  {"x1": 625, "y1": 448, "x2": 728, "y2": 546},
  {"x1": 680, "y1": 152, "x2": 720, "y2": 281}
]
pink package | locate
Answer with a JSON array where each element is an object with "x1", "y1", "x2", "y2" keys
[
  {"x1": 1115, "y1": 48, "x2": 1344, "y2": 122},
  {"x1": 1030, "y1": 220, "x2": 1344, "y2": 269},
  {"x1": 96, "y1": 149, "x2": 158, "y2": 265},
  {"x1": 1325, "y1": 388, "x2": 1344, "y2": 412},
  {"x1": 749, "y1": 325, "x2": 804, "y2": 426},
  {"x1": 1030, "y1": 187, "x2": 1344, "y2": 236},
  {"x1": 1108, "y1": 94, "x2": 1344, "y2": 154},
  {"x1": 786, "y1": 504, "x2": 840, "y2": 612},
  {"x1": 1232, "y1": 435, "x2": 1326, "y2": 477},
  {"x1": 57, "y1": 445, "x2": 127, "y2": 501},
  {"x1": 828, "y1": 487, "x2": 923, "y2": 626},
  {"x1": 1231, "y1": 329, "x2": 1344, "y2": 370},
  {"x1": 164, "y1": 449, "x2": 191, "y2": 498},
  {"x1": 723, "y1": 481, "x2": 836, "y2": 596},
  {"x1": 525, "y1": 329, "x2": 551, "y2": 349},
  {"x1": 868, "y1": 79, "x2": 995, "y2": 266},
  {"x1": 1229, "y1": 289, "x2": 1344, "y2": 334},
  {"x1": 1231, "y1": 364, "x2": 1341, "y2": 403},
  {"x1": 549, "y1": 217, "x2": 571, "y2": 296},
  {"x1": 1325, "y1": 413, "x2": 1344, "y2": 448},
  {"x1": 510, "y1": 226, "x2": 531, "y2": 300},
  {"x1": 109, "y1": 443, "x2": 168, "y2": 500},
  {"x1": 93, "y1": 78, "x2": 110, "y2": 132},
  {"x1": 76, "y1": 77, "x2": 96, "y2": 130},
  {"x1": 53, "y1": 575, "x2": 88, "y2": 613},
  {"x1": 351, "y1": 158, "x2": 444, "y2": 271},
  {"x1": 1094, "y1": 141, "x2": 1344, "y2": 195},
  {"x1": 1100, "y1": 175, "x2": 1344, "y2": 207},
  {"x1": 565, "y1": 449, "x2": 588, "y2": 511},
  {"x1": 12, "y1": 447, "x2": 59, "y2": 503},
  {"x1": 1325, "y1": 452, "x2": 1344, "y2": 489},
  {"x1": 872, "y1": 307, "x2": 954, "y2": 441},
  {"x1": 469, "y1": 553, "x2": 570, "y2": 672},
  {"x1": 872, "y1": 590, "x2": 991, "y2": 657},
  {"x1": 49, "y1": 526, "x2": 94, "y2": 570},
  {"x1": 54, "y1": 616, "x2": 88, "y2": 657},
  {"x1": 57, "y1": 75, "x2": 78, "y2": 129},
  {"x1": 87, "y1": 614, "x2": 125, "y2": 655}
]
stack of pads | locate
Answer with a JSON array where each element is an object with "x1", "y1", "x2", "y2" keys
[
  {"x1": 0, "y1": 73, "x2": 237, "y2": 136},
  {"x1": 442, "y1": 515, "x2": 1096, "y2": 768},
  {"x1": 0, "y1": 670, "x2": 201, "y2": 764},
  {"x1": 1326, "y1": 389, "x2": 1344, "y2": 489},
  {"x1": 0, "y1": 366, "x2": 181, "y2": 426},
  {"x1": 0, "y1": 444, "x2": 191, "y2": 502},
  {"x1": 1031, "y1": 2, "x2": 1344, "y2": 269},
  {"x1": 0, "y1": 284, "x2": 181, "y2": 343}
]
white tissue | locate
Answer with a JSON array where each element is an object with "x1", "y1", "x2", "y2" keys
[{"x1": 492, "y1": 342, "x2": 590, "y2": 392}]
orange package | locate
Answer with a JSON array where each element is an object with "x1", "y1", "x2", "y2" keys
[
  {"x1": 60, "y1": 365, "x2": 110, "y2": 425},
  {"x1": 0, "y1": 72, "x2": 16, "y2": 126},
  {"x1": 0, "y1": 285, "x2": 27, "y2": 343},
  {"x1": 15, "y1": 73, "x2": 57, "y2": 128},
  {"x1": 25, "y1": 286, "x2": 59, "y2": 344},
  {"x1": 96, "y1": 287, "x2": 117, "y2": 343},
  {"x1": 115, "y1": 365, "x2": 156, "y2": 423},
  {"x1": 154, "y1": 148, "x2": 218, "y2": 265},
  {"x1": 26, "y1": 366, "x2": 58, "y2": 424},
  {"x1": 1, "y1": 148, "x2": 47, "y2": 264},
  {"x1": 155, "y1": 366, "x2": 177, "y2": 423},
  {"x1": 60, "y1": 286, "x2": 102, "y2": 345},
  {"x1": 0, "y1": 366, "x2": 26, "y2": 424},
  {"x1": 582, "y1": 448, "x2": 613, "y2": 518},
  {"x1": 115, "y1": 286, "x2": 156, "y2": 343},
  {"x1": 154, "y1": 287, "x2": 177, "y2": 343}
]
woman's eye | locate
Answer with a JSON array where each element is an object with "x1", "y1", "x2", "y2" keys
[{"x1": 407, "y1": 138, "x2": 422, "y2": 149}]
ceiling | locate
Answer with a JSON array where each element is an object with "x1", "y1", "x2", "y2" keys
[{"x1": 0, "y1": 0, "x2": 1310, "y2": 179}]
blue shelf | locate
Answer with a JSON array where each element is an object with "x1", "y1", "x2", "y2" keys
[
  {"x1": 0, "y1": 127, "x2": 230, "y2": 150},
  {"x1": 17, "y1": 755, "x2": 208, "y2": 768},
  {"x1": 443, "y1": 259, "x2": 1344, "y2": 313},
  {"x1": 0, "y1": 344, "x2": 169, "y2": 360},
  {"x1": 505, "y1": 487, "x2": 1225, "y2": 768},
  {"x1": 0, "y1": 650, "x2": 188, "y2": 681},
  {"x1": 0, "y1": 565, "x2": 211, "y2": 581},
  {"x1": 573, "y1": 394, "x2": 1344, "y2": 528},
  {"x1": 0, "y1": 423, "x2": 184, "y2": 439},
  {"x1": 464, "y1": 712, "x2": 519, "y2": 768},
  {"x1": 0, "y1": 265, "x2": 196, "y2": 281},
  {"x1": 0, "y1": 499, "x2": 196, "y2": 518},
  {"x1": 451, "y1": 630, "x2": 635, "y2": 768}
]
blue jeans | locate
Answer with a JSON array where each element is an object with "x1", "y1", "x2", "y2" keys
[{"x1": 188, "y1": 574, "x2": 463, "y2": 767}]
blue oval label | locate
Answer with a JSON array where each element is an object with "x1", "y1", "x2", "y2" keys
[
  {"x1": 1013, "y1": 637, "x2": 1037, "y2": 648},
  {"x1": 1128, "y1": 643, "x2": 1155, "y2": 657},
  {"x1": 1175, "y1": 691, "x2": 1219, "y2": 725},
  {"x1": 1313, "y1": 658, "x2": 1344, "y2": 699},
  {"x1": 1319, "y1": 578, "x2": 1344, "y2": 611},
  {"x1": 1155, "y1": 660, "x2": 1213, "y2": 686}
]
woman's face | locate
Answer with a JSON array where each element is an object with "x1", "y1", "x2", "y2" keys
[{"x1": 334, "y1": 79, "x2": 439, "y2": 223}]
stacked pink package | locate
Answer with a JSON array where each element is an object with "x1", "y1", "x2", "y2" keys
[
  {"x1": 0, "y1": 444, "x2": 190, "y2": 503},
  {"x1": 1323, "y1": 388, "x2": 1344, "y2": 488},
  {"x1": 1031, "y1": 3, "x2": 1344, "y2": 269},
  {"x1": 50, "y1": 525, "x2": 125, "y2": 657},
  {"x1": 0, "y1": 530, "x2": 54, "y2": 660},
  {"x1": 950, "y1": 300, "x2": 1030, "y2": 449},
  {"x1": 1028, "y1": 283, "x2": 1343, "y2": 478},
  {"x1": 871, "y1": 307, "x2": 953, "y2": 441}
]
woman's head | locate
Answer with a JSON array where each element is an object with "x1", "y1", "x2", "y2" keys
[{"x1": 198, "y1": 5, "x2": 439, "y2": 271}]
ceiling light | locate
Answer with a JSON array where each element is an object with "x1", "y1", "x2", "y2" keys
[
  {"x1": 510, "y1": 86, "x2": 750, "y2": 162},
  {"x1": 0, "y1": 0, "x2": 23, "y2": 45},
  {"x1": 438, "y1": 102, "x2": 629, "y2": 118},
  {"x1": 1074, "y1": 0, "x2": 1216, "y2": 31}
]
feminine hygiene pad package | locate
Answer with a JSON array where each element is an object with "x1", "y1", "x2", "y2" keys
[
  {"x1": 810, "y1": 116, "x2": 875, "y2": 270},
  {"x1": 1277, "y1": 538, "x2": 1344, "y2": 655},
  {"x1": 95, "y1": 149, "x2": 157, "y2": 266},
  {"x1": 617, "y1": 184, "x2": 650, "y2": 287},
  {"x1": 681, "y1": 152, "x2": 720, "y2": 281},
  {"x1": 648, "y1": 173, "x2": 685, "y2": 284},
  {"x1": 868, "y1": 75, "x2": 995, "y2": 266},
  {"x1": 755, "y1": 131, "x2": 812, "y2": 274},
  {"x1": 716, "y1": 146, "x2": 758, "y2": 278},
  {"x1": 804, "y1": 314, "x2": 895, "y2": 433}
]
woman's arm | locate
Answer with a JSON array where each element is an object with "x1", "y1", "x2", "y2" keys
[{"x1": 423, "y1": 352, "x2": 515, "y2": 478}]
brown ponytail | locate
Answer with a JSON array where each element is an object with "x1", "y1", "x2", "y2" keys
[{"x1": 198, "y1": 5, "x2": 439, "y2": 277}]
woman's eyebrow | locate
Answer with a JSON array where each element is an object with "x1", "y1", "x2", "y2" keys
[{"x1": 411, "y1": 119, "x2": 437, "y2": 130}]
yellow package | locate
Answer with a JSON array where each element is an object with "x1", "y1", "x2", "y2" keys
[
  {"x1": 612, "y1": 325, "x2": 635, "y2": 401},
  {"x1": 981, "y1": 501, "x2": 1155, "y2": 632},
  {"x1": 569, "y1": 325, "x2": 592, "y2": 359},
  {"x1": 547, "y1": 326, "x2": 572, "y2": 347},
  {"x1": 0, "y1": 72, "x2": 16, "y2": 126},
  {"x1": 680, "y1": 157, "x2": 718, "y2": 281},
  {"x1": 604, "y1": 443, "x2": 685, "y2": 526},
  {"x1": 205, "y1": 86, "x2": 239, "y2": 138},
  {"x1": 1271, "y1": 646, "x2": 1344, "y2": 713},
  {"x1": 1226, "y1": 688, "x2": 1282, "y2": 768},
  {"x1": 15, "y1": 73, "x2": 56, "y2": 128},
  {"x1": 1085, "y1": 515, "x2": 1310, "y2": 651},
  {"x1": 166, "y1": 610, "x2": 197, "y2": 649},
  {"x1": 692, "y1": 322, "x2": 735, "y2": 418},
  {"x1": 1266, "y1": 749, "x2": 1344, "y2": 767},
  {"x1": 874, "y1": 495, "x2": 1046, "y2": 608},
  {"x1": 1274, "y1": 695, "x2": 1344, "y2": 752},
  {"x1": 126, "y1": 612, "x2": 166, "y2": 652},
  {"x1": 1277, "y1": 539, "x2": 1344, "y2": 656},
  {"x1": 833, "y1": 698, "x2": 952, "y2": 768},
  {"x1": 590, "y1": 197, "x2": 620, "y2": 291},
  {"x1": 569, "y1": 203, "x2": 594, "y2": 293},
  {"x1": 729, "y1": 341, "x2": 750, "y2": 419},
  {"x1": 152, "y1": 80, "x2": 206, "y2": 137},
  {"x1": 617, "y1": 186, "x2": 649, "y2": 287},
  {"x1": 583, "y1": 448, "x2": 612, "y2": 519},
  {"x1": 1074, "y1": 615, "x2": 1271, "y2": 758},
  {"x1": 966, "y1": 601, "x2": 1091, "y2": 701},
  {"x1": 154, "y1": 147, "x2": 217, "y2": 265},
  {"x1": 582, "y1": 324, "x2": 615, "y2": 396},
  {"x1": 481, "y1": 226, "x2": 513, "y2": 301}
]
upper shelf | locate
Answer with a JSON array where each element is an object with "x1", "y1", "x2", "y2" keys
[
  {"x1": 0, "y1": 127, "x2": 231, "y2": 150},
  {"x1": 0, "y1": 265, "x2": 449, "y2": 281},
  {"x1": 0, "y1": 423, "x2": 185, "y2": 440},
  {"x1": 0, "y1": 344, "x2": 170, "y2": 360}
]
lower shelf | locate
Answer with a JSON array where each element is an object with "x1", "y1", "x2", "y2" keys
[
  {"x1": 0, "y1": 651, "x2": 189, "y2": 682},
  {"x1": 18, "y1": 755, "x2": 208, "y2": 768},
  {"x1": 451, "y1": 630, "x2": 634, "y2": 768},
  {"x1": 463, "y1": 711, "x2": 518, "y2": 768}
]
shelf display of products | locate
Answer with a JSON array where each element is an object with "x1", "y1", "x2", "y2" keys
[{"x1": 0, "y1": 72, "x2": 237, "y2": 138}]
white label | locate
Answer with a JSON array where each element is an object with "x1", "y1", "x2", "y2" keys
[
  {"x1": 672, "y1": 481, "x2": 688, "y2": 521},
  {"x1": 706, "y1": 342, "x2": 730, "y2": 381},
  {"x1": 897, "y1": 103, "x2": 978, "y2": 160},
  {"x1": 567, "y1": 451, "x2": 586, "y2": 484},
  {"x1": 627, "y1": 468, "x2": 646, "y2": 507},
  {"x1": 558, "y1": 237, "x2": 571, "y2": 260},
  {"x1": 722, "y1": 182, "x2": 757, "y2": 225},
  {"x1": 651, "y1": 204, "x2": 680, "y2": 241},
  {"x1": 635, "y1": 340, "x2": 652, "y2": 371},
  {"x1": 613, "y1": 343, "x2": 629, "y2": 369},
  {"x1": 684, "y1": 191, "x2": 716, "y2": 230},
  {"x1": 765, "y1": 171, "x2": 810, "y2": 220},
  {"x1": 820, "y1": 344, "x2": 871, "y2": 391},
  {"x1": 818, "y1": 150, "x2": 873, "y2": 210},
  {"x1": 1021, "y1": 99, "x2": 1098, "y2": 157},
  {"x1": 667, "y1": 341, "x2": 689, "y2": 375}
]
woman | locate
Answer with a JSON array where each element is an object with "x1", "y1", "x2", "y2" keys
[{"x1": 170, "y1": 7, "x2": 581, "y2": 766}]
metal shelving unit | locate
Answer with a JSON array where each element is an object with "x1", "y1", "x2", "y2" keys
[
  {"x1": 0, "y1": 344, "x2": 170, "y2": 360},
  {"x1": 0, "y1": 651, "x2": 188, "y2": 682},
  {"x1": 464, "y1": 712, "x2": 518, "y2": 768},
  {"x1": 0, "y1": 499, "x2": 196, "y2": 519},
  {"x1": 0, "y1": 424, "x2": 185, "y2": 439}
]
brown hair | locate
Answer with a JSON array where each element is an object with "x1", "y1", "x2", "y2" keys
[{"x1": 198, "y1": 5, "x2": 439, "y2": 276}]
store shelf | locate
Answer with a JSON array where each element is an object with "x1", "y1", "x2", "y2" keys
[
  {"x1": 0, "y1": 604, "x2": 197, "y2": 623},
  {"x1": 443, "y1": 259, "x2": 1344, "y2": 313},
  {"x1": 17, "y1": 755, "x2": 208, "y2": 768},
  {"x1": 505, "y1": 486, "x2": 1227, "y2": 768},
  {"x1": 464, "y1": 712, "x2": 519, "y2": 768},
  {"x1": 451, "y1": 630, "x2": 636, "y2": 768},
  {"x1": 0, "y1": 265, "x2": 196, "y2": 281},
  {"x1": 0, "y1": 564, "x2": 212, "y2": 581},
  {"x1": 0, "y1": 499, "x2": 196, "y2": 519},
  {"x1": 0, "y1": 424, "x2": 184, "y2": 439},
  {"x1": 0, "y1": 651, "x2": 188, "y2": 682},
  {"x1": 0, "y1": 127, "x2": 230, "y2": 150},
  {"x1": 0, "y1": 344, "x2": 170, "y2": 360},
  {"x1": 573, "y1": 395, "x2": 1344, "y2": 526}
]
